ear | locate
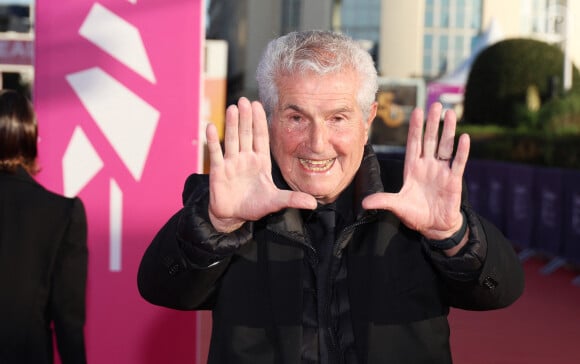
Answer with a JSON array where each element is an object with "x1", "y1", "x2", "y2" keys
[{"x1": 364, "y1": 101, "x2": 378, "y2": 140}]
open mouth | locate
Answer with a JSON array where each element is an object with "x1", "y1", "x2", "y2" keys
[{"x1": 299, "y1": 158, "x2": 335, "y2": 172}]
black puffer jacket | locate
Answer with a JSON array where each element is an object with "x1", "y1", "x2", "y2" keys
[{"x1": 138, "y1": 145, "x2": 524, "y2": 364}]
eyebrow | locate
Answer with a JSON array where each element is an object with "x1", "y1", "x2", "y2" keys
[
  {"x1": 279, "y1": 104, "x2": 313, "y2": 120},
  {"x1": 282, "y1": 104, "x2": 304, "y2": 113},
  {"x1": 281, "y1": 103, "x2": 354, "y2": 116}
]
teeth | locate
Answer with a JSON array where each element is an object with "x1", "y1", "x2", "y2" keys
[{"x1": 299, "y1": 158, "x2": 334, "y2": 171}]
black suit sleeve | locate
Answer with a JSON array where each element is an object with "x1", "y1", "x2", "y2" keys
[{"x1": 51, "y1": 197, "x2": 88, "y2": 364}]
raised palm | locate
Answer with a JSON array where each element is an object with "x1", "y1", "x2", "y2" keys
[
  {"x1": 362, "y1": 103, "x2": 470, "y2": 240},
  {"x1": 206, "y1": 97, "x2": 317, "y2": 232}
]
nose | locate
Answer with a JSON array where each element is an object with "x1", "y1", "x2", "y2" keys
[{"x1": 307, "y1": 120, "x2": 329, "y2": 153}]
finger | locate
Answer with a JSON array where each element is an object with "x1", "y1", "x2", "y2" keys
[
  {"x1": 423, "y1": 102, "x2": 443, "y2": 159},
  {"x1": 252, "y1": 101, "x2": 270, "y2": 154},
  {"x1": 437, "y1": 108, "x2": 457, "y2": 160},
  {"x1": 238, "y1": 97, "x2": 253, "y2": 152},
  {"x1": 451, "y1": 133, "x2": 470, "y2": 177},
  {"x1": 405, "y1": 107, "x2": 424, "y2": 162},
  {"x1": 224, "y1": 104, "x2": 240, "y2": 158},
  {"x1": 206, "y1": 123, "x2": 224, "y2": 169}
]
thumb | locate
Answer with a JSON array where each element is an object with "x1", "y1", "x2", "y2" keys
[
  {"x1": 361, "y1": 192, "x2": 399, "y2": 211},
  {"x1": 277, "y1": 190, "x2": 318, "y2": 211}
]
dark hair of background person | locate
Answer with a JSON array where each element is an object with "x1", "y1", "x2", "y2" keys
[{"x1": 0, "y1": 89, "x2": 39, "y2": 175}]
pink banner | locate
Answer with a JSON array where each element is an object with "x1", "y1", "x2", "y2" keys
[{"x1": 34, "y1": 1, "x2": 204, "y2": 363}]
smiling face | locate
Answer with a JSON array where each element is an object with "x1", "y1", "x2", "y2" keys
[{"x1": 269, "y1": 70, "x2": 377, "y2": 204}]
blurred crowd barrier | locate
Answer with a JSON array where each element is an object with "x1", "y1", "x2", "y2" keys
[
  {"x1": 377, "y1": 151, "x2": 580, "y2": 285},
  {"x1": 464, "y1": 159, "x2": 580, "y2": 283}
]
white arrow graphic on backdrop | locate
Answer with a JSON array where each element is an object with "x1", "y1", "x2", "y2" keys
[
  {"x1": 62, "y1": 2, "x2": 158, "y2": 272},
  {"x1": 79, "y1": 3, "x2": 155, "y2": 83},
  {"x1": 62, "y1": 126, "x2": 104, "y2": 197},
  {"x1": 66, "y1": 67, "x2": 159, "y2": 182}
]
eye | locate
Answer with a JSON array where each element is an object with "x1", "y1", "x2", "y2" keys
[
  {"x1": 280, "y1": 113, "x2": 308, "y2": 132},
  {"x1": 290, "y1": 114, "x2": 303, "y2": 123},
  {"x1": 330, "y1": 115, "x2": 346, "y2": 123}
]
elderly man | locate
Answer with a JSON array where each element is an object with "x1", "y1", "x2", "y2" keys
[{"x1": 138, "y1": 30, "x2": 524, "y2": 364}]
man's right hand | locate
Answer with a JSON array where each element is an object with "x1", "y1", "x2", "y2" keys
[{"x1": 206, "y1": 97, "x2": 317, "y2": 233}]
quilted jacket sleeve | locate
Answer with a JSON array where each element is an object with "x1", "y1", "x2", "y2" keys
[
  {"x1": 422, "y1": 201, "x2": 525, "y2": 311},
  {"x1": 137, "y1": 174, "x2": 253, "y2": 310},
  {"x1": 379, "y1": 156, "x2": 524, "y2": 311}
]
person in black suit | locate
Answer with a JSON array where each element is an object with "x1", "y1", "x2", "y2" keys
[{"x1": 0, "y1": 89, "x2": 88, "y2": 364}]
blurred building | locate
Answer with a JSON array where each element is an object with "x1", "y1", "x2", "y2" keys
[
  {"x1": 0, "y1": 3, "x2": 34, "y2": 98},
  {"x1": 381, "y1": 0, "x2": 578, "y2": 83},
  {"x1": 208, "y1": 0, "x2": 579, "y2": 100},
  {"x1": 2, "y1": 0, "x2": 578, "y2": 103},
  {"x1": 207, "y1": 0, "x2": 335, "y2": 104}
]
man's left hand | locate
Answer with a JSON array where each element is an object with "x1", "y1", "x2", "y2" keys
[{"x1": 362, "y1": 102, "x2": 470, "y2": 248}]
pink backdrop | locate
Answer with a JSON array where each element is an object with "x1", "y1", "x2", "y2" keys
[{"x1": 34, "y1": 1, "x2": 205, "y2": 363}]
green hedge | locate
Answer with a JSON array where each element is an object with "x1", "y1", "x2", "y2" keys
[
  {"x1": 462, "y1": 38, "x2": 580, "y2": 128},
  {"x1": 459, "y1": 38, "x2": 580, "y2": 168},
  {"x1": 459, "y1": 128, "x2": 580, "y2": 169}
]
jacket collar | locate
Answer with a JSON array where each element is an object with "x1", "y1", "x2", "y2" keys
[
  {"x1": 351, "y1": 144, "x2": 384, "y2": 218},
  {"x1": 0, "y1": 165, "x2": 39, "y2": 186}
]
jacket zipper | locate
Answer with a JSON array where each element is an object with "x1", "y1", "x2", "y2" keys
[
  {"x1": 269, "y1": 212, "x2": 379, "y2": 363},
  {"x1": 325, "y1": 213, "x2": 378, "y2": 363}
]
